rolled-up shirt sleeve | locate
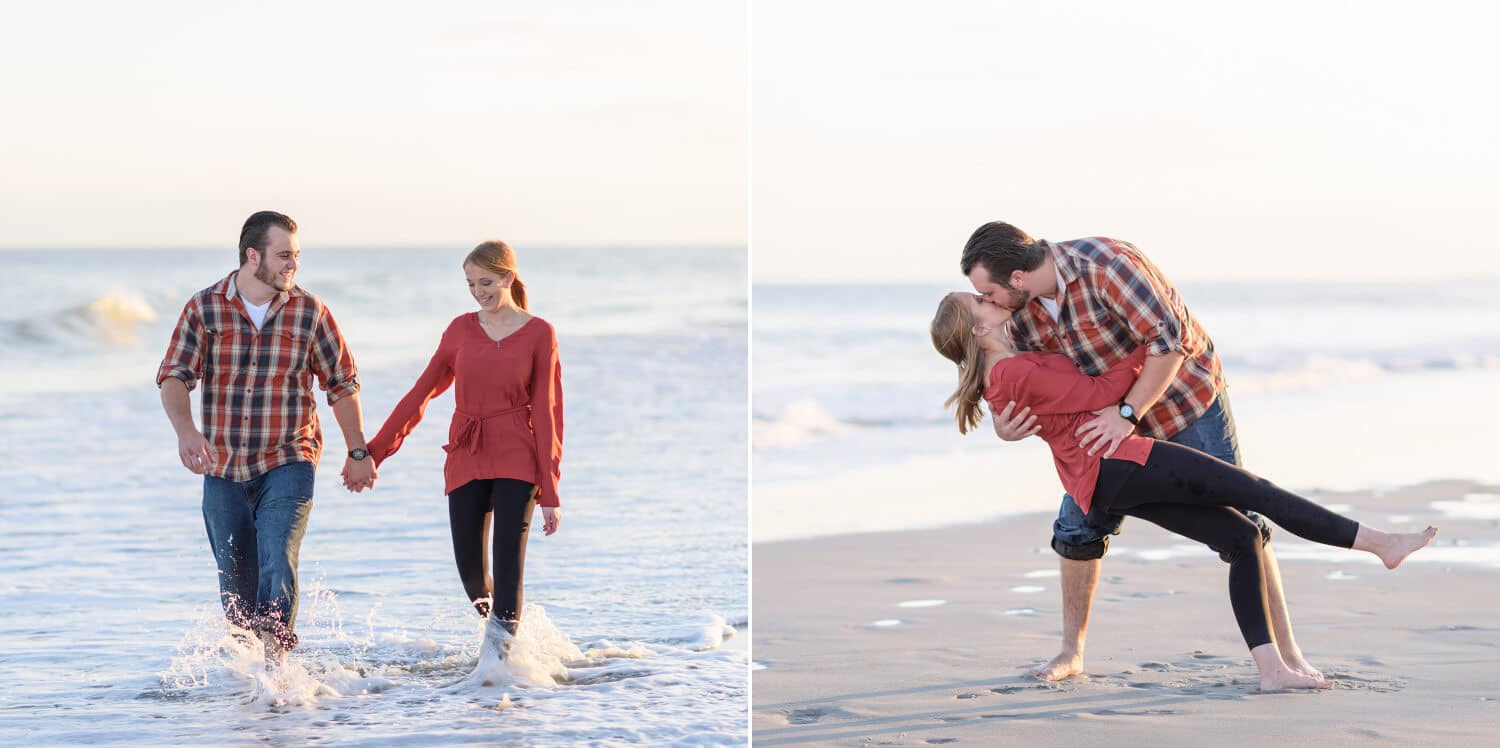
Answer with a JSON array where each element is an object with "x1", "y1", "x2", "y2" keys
[
  {"x1": 156, "y1": 299, "x2": 205, "y2": 389},
  {"x1": 1100, "y1": 247, "x2": 1201, "y2": 357},
  {"x1": 310, "y1": 307, "x2": 361, "y2": 404}
]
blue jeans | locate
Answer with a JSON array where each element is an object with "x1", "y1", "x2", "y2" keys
[
  {"x1": 202, "y1": 461, "x2": 315, "y2": 646},
  {"x1": 1051, "y1": 393, "x2": 1272, "y2": 560}
]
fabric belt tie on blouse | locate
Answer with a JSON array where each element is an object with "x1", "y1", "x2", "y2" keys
[{"x1": 443, "y1": 404, "x2": 532, "y2": 455}]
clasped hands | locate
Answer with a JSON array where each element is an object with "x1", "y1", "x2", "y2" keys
[{"x1": 341, "y1": 457, "x2": 377, "y2": 492}]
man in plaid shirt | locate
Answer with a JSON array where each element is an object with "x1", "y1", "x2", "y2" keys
[
  {"x1": 157, "y1": 211, "x2": 375, "y2": 659},
  {"x1": 962, "y1": 221, "x2": 1322, "y2": 683}
]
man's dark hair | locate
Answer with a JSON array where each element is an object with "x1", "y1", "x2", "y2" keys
[
  {"x1": 238, "y1": 211, "x2": 297, "y2": 265},
  {"x1": 960, "y1": 221, "x2": 1044, "y2": 284}
]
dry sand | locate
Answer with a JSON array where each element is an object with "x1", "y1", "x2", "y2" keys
[{"x1": 752, "y1": 480, "x2": 1500, "y2": 746}]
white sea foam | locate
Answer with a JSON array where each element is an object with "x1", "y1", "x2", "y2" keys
[
  {"x1": 753, "y1": 399, "x2": 853, "y2": 449},
  {"x1": 1432, "y1": 494, "x2": 1500, "y2": 520},
  {"x1": 1123, "y1": 540, "x2": 1500, "y2": 570}
]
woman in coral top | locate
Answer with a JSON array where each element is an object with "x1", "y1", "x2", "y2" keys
[
  {"x1": 368, "y1": 240, "x2": 562, "y2": 659},
  {"x1": 930, "y1": 292, "x2": 1435, "y2": 691}
]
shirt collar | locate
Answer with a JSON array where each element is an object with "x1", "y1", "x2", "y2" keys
[{"x1": 1043, "y1": 239, "x2": 1080, "y2": 291}]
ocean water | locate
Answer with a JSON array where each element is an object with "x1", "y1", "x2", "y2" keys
[
  {"x1": 753, "y1": 281, "x2": 1500, "y2": 542},
  {"x1": 0, "y1": 247, "x2": 748, "y2": 745}
]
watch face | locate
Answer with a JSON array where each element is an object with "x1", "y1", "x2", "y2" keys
[
  {"x1": 1119, "y1": 404, "x2": 1135, "y2": 418},
  {"x1": 350, "y1": 448, "x2": 369, "y2": 460}
]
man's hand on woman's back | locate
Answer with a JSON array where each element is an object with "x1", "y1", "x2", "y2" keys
[{"x1": 992, "y1": 401, "x2": 1041, "y2": 441}]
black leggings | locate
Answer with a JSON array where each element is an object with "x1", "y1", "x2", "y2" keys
[
  {"x1": 1095, "y1": 440, "x2": 1360, "y2": 650},
  {"x1": 447, "y1": 478, "x2": 537, "y2": 624}
]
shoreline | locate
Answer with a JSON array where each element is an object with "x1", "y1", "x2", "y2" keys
[{"x1": 752, "y1": 479, "x2": 1500, "y2": 746}]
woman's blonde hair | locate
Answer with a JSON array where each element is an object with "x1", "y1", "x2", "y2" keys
[
  {"x1": 930, "y1": 293, "x2": 986, "y2": 434},
  {"x1": 464, "y1": 240, "x2": 528, "y2": 311}
]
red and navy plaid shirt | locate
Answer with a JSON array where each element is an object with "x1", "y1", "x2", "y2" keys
[
  {"x1": 156, "y1": 271, "x2": 361, "y2": 481},
  {"x1": 1007, "y1": 238, "x2": 1224, "y2": 440}
]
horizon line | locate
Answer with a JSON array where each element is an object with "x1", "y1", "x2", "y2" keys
[
  {"x1": 0, "y1": 242, "x2": 747, "y2": 252},
  {"x1": 753, "y1": 274, "x2": 1500, "y2": 286}
]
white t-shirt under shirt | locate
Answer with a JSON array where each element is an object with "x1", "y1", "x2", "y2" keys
[
  {"x1": 244, "y1": 298, "x2": 272, "y2": 329},
  {"x1": 1036, "y1": 263, "x2": 1068, "y2": 321}
]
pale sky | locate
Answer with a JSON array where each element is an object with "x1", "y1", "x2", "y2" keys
[
  {"x1": 753, "y1": 0, "x2": 1500, "y2": 283},
  {"x1": 0, "y1": 1, "x2": 746, "y2": 248}
]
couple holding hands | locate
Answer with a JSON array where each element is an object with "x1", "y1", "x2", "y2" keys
[{"x1": 157, "y1": 211, "x2": 561, "y2": 662}]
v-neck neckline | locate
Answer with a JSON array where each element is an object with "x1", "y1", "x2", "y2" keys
[{"x1": 472, "y1": 312, "x2": 536, "y2": 344}]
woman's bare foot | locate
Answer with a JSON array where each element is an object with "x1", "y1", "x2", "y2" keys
[
  {"x1": 1377, "y1": 526, "x2": 1439, "y2": 569},
  {"x1": 1251, "y1": 643, "x2": 1330, "y2": 691},
  {"x1": 1027, "y1": 651, "x2": 1084, "y2": 681},
  {"x1": 1259, "y1": 669, "x2": 1331, "y2": 691},
  {"x1": 1280, "y1": 650, "x2": 1324, "y2": 681}
]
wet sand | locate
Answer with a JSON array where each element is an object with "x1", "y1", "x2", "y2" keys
[{"x1": 752, "y1": 480, "x2": 1500, "y2": 746}]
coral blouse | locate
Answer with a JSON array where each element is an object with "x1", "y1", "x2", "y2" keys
[
  {"x1": 983, "y1": 347, "x2": 1152, "y2": 514},
  {"x1": 369, "y1": 313, "x2": 563, "y2": 507}
]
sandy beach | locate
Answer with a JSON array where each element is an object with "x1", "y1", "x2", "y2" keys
[{"x1": 752, "y1": 480, "x2": 1500, "y2": 746}]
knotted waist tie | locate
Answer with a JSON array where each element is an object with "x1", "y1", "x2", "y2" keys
[{"x1": 443, "y1": 404, "x2": 532, "y2": 456}]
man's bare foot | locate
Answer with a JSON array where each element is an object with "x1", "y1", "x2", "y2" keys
[
  {"x1": 1027, "y1": 652, "x2": 1083, "y2": 681},
  {"x1": 1280, "y1": 650, "x2": 1324, "y2": 681},
  {"x1": 1259, "y1": 669, "x2": 1331, "y2": 691},
  {"x1": 1378, "y1": 526, "x2": 1438, "y2": 569}
]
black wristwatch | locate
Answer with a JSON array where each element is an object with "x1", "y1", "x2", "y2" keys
[
  {"x1": 348, "y1": 447, "x2": 370, "y2": 461},
  {"x1": 1117, "y1": 401, "x2": 1140, "y2": 426}
]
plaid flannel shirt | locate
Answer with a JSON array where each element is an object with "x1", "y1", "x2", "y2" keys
[
  {"x1": 1007, "y1": 238, "x2": 1224, "y2": 440},
  {"x1": 156, "y1": 271, "x2": 360, "y2": 481}
]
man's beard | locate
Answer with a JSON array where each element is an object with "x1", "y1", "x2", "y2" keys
[
  {"x1": 1002, "y1": 287, "x2": 1031, "y2": 309},
  {"x1": 256, "y1": 262, "x2": 293, "y2": 291}
]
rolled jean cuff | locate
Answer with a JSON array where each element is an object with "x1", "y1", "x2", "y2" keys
[
  {"x1": 1051, "y1": 534, "x2": 1110, "y2": 561},
  {"x1": 253, "y1": 602, "x2": 300, "y2": 650}
]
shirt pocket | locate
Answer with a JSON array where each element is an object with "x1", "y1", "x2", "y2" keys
[
  {"x1": 274, "y1": 328, "x2": 314, "y2": 372},
  {"x1": 202, "y1": 327, "x2": 244, "y2": 376}
]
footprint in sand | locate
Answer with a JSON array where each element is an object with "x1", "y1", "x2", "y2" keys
[
  {"x1": 1003, "y1": 608, "x2": 1037, "y2": 616},
  {"x1": 783, "y1": 707, "x2": 841, "y2": 725},
  {"x1": 925, "y1": 739, "x2": 960, "y2": 745},
  {"x1": 898, "y1": 599, "x2": 947, "y2": 608},
  {"x1": 1010, "y1": 585, "x2": 1045, "y2": 594},
  {"x1": 871, "y1": 619, "x2": 904, "y2": 627}
]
